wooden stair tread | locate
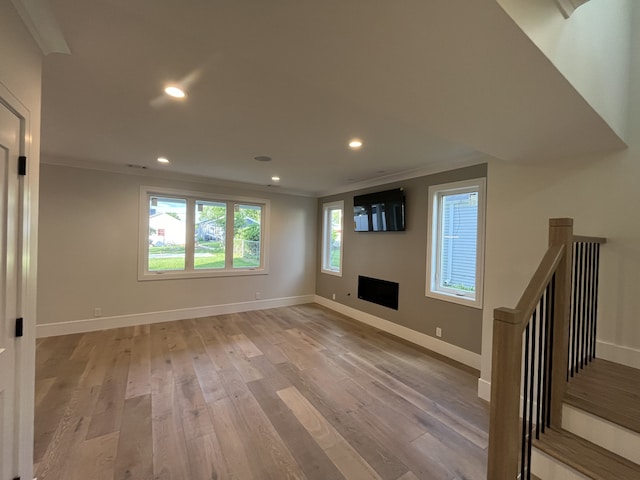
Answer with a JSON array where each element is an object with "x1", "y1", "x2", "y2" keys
[
  {"x1": 565, "y1": 358, "x2": 640, "y2": 435},
  {"x1": 534, "y1": 428, "x2": 640, "y2": 480}
]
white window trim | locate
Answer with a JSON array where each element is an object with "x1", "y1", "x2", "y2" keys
[
  {"x1": 321, "y1": 200, "x2": 344, "y2": 277},
  {"x1": 138, "y1": 186, "x2": 270, "y2": 281},
  {"x1": 426, "y1": 178, "x2": 486, "y2": 309}
]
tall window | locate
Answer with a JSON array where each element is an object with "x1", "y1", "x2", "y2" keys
[
  {"x1": 426, "y1": 178, "x2": 485, "y2": 308},
  {"x1": 321, "y1": 201, "x2": 344, "y2": 276},
  {"x1": 140, "y1": 187, "x2": 268, "y2": 280}
]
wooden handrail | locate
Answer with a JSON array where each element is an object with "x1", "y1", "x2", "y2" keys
[
  {"x1": 488, "y1": 219, "x2": 609, "y2": 479},
  {"x1": 488, "y1": 219, "x2": 574, "y2": 479},
  {"x1": 493, "y1": 245, "x2": 565, "y2": 330},
  {"x1": 573, "y1": 235, "x2": 606, "y2": 244}
]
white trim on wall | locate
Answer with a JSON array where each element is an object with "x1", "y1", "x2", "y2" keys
[
  {"x1": 36, "y1": 295, "x2": 315, "y2": 338},
  {"x1": 314, "y1": 295, "x2": 481, "y2": 370},
  {"x1": 596, "y1": 340, "x2": 640, "y2": 370},
  {"x1": 477, "y1": 378, "x2": 491, "y2": 402}
]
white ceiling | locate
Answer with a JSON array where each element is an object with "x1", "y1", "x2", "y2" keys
[{"x1": 40, "y1": 0, "x2": 626, "y2": 196}]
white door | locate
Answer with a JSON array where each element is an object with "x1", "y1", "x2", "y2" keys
[{"x1": 0, "y1": 99, "x2": 22, "y2": 479}]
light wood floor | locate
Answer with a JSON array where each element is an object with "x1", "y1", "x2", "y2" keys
[
  {"x1": 565, "y1": 357, "x2": 640, "y2": 435},
  {"x1": 34, "y1": 304, "x2": 489, "y2": 480}
]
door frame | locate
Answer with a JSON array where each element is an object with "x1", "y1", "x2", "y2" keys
[{"x1": 0, "y1": 79, "x2": 37, "y2": 480}]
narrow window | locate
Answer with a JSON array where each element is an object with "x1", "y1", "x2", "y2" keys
[
  {"x1": 426, "y1": 178, "x2": 485, "y2": 308},
  {"x1": 233, "y1": 204, "x2": 262, "y2": 269},
  {"x1": 195, "y1": 200, "x2": 226, "y2": 270},
  {"x1": 148, "y1": 196, "x2": 187, "y2": 271},
  {"x1": 321, "y1": 201, "x2": 344, "y2": 276}
]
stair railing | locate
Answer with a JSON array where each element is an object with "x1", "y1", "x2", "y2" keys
[
  {"x1": 569, "y1": 236, "x2": 606, "y2": 377},
  {"x1": 487, "y1": 219, "x2": 575, "y2": 479}
]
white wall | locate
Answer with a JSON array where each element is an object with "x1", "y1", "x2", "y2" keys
[
  {"x1": 37, "y1": 163, "x2": 317, "y2": 330},
  {"x1": 0, "y1": 1, "x2": 43, "y2": 478},
  {"x1": 497, "y1": 0, "x2": 632, "y2": 140},
  {"x1": 481, "y1": 75, "x2": 640, "y2": 398}
]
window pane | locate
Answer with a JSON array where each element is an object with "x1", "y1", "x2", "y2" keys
[
  {"x1": 439, "y1": 191, "x2": 478, "y2": 293},
  {"x1": 148, "y1": 196, "x2": 187, "y2": 271},
  {"x1": 328, "y1": 208, "x2": 342, "y2": 270},
  {"x1": 233, "y1": 204, "x2": 261, "y2": 268},
  {"x1": 195, "y1": 201, "x2": 226, "y2": 269}
]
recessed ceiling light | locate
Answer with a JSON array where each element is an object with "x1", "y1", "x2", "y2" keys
[
  {"x1": 157, "y1": 157, "x2": 170, "y2": 164},
  {"x1": 271, "y1": 176, "x2": 280, "y2": 182},
  {"x1": 254, "y1": 155, "x2": 272, "y2": 162},
  {"x1": 349, "y1": 139, "x2": 363, "y2": 149},
  {"x1": 164, "y1": 86, "x2": 185, "y2": 98}
]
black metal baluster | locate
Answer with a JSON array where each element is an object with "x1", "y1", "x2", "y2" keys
[
  {"x1": 522, "y1": 323, "x2": 531, "y2": 480},
  {"x1": 527, "y1": 313, "x2": 537, "y2": 479},
  {"x1": 541, "y1": 284, "x2": 551, "y2": 434},
  {"x1": 571, "y1": 243, "x2": 580, "y2": 376},
  {"x1": 536, "y1": 296, "x2": 545, "y2": 440},
  {"x1": 592, "y1": 244, "x2": 600, "y2": 358},
  {"x1": 586, "y1": 243, "x2": 596, "y2": 363},
  {"x1": 546, "y1": 275, "x2": 556, "y2": 428},
  {"x1": 579, "y1": 242, "x2": 586, "y2": 370}
]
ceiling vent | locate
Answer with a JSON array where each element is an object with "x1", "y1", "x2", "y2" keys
[{"x1": 555, "y1": 0, "x2": 591, "y2": 18}]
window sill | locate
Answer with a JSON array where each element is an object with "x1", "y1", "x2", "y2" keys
[
  {"x1": 321, "y1": 268, "x2": 342, "y2": 277},
  {"x1": 138, "y1": 267, "x2": 269, "y2": 281},
  {"x1": 425, "y1": 289, "x2": 482, "y2": 309}
]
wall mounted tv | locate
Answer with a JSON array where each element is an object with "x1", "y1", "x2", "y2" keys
[{"x1": 353, "y1": 188, "x2": 405, "y2": 232}]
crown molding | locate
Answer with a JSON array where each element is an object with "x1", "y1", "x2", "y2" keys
[
  {"x1": 317, "y1": 151, "x2": 492, "y2": 198},
  {"x1": 554, "y1": 0, "x2": 591, "y2": 18},
  {"x1": 11, "y1": 0, "x2": 70, "y2": 55},
  {"x1": 41, "y1": 154, "x2": 315, "y2": 197}
]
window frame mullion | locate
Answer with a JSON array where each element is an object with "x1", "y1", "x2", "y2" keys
[{"x1": 184, "y1": 198, "x2": 196, "y2": 271}]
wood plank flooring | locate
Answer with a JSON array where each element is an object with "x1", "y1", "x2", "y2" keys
[
  {"x1": 565, "y1": 357, "x2": 640, "y2": 435},
  {"x1": 34, "y1": 304, "x2": 489, "y2": 480}
]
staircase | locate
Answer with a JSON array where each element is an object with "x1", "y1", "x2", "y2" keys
[
  {"x1": 531, "y1": 358, "x2": 640, "y2": 479},
  {"x1": 486, "y1": 218, "x2": 640, "y2": 479}
]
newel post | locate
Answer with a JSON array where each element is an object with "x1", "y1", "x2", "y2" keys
[
  {"x1": 548, "y1": 218, "x2": 574, "y2": 427},
  {"x1": 487, "y1": 307, "x2": 523, "y2": 479}
]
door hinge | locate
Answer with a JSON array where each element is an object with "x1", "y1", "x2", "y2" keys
[
  {"x1": 18, "y1": 155, "x2": 27, "y2": 176},
  {"x1": 15, "y1": 317, "x2": 23, "y2": 337}
]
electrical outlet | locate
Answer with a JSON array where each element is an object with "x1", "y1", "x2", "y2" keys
[
  {"x1": 94, "y1": 307, "x2": 102, "y2": 317},
  {"x1": 332, "y1": 293, "x2": 336, "y2": 300},
  {"x1": 436, "y1": 327, "x2": 442, "y2": 338},
  {"x1": 255, "y1": 292, "x2": 261, "y2": 300}
]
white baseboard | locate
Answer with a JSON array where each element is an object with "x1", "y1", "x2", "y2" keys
[
  {"x1": 36, "y1": 295, "x2": 315, "y2": 338},
  {"x1": 477, "y1": 378, "x2": 491, "y2": 402},
  {"x1": 313, "y1": 295, "x2": 481, "y2": 370},
  {"x1": 596, "y1": 340, "x2": 640, "y2": 369}
]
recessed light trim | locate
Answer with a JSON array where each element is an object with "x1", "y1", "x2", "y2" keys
[
  {"x1": 254, "y1": 155, "x2": 272, "y2": 162},
  {"x1": 349, "y1": 139, "x2": 363, "y2": 149},
  {"x1": 157, "y1": 157, "x2": 170, "y2": 164},
  {"x1": 164, "y1": 86, "x2": 186, "y2": 98}
]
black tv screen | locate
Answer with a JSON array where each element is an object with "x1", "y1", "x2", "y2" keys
[{"x1": 353, "y1": 188, "x2": 405, "y2": 232}]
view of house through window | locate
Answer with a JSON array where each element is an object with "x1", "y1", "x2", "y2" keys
[
  {"x1": 426, "y1": 178, "x2": 485, "y2": 308},
  {"x1": 141, "y1": 188, "x2": 268, "y2": 279},
  {"x1": 148, "y1": 196, "x2": 187, "y2": 271},
  {"x1": 321, "y1": 201, "x2": 344, "y2": 276},
  {"x1": 195, "y1": 200, "x2": 226, "y2": 269}
]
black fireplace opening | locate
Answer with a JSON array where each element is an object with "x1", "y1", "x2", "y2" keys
[{"x1": 357, "y1": 275, "x2": 399, "y2": 310}]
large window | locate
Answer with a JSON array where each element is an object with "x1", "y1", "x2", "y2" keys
[
  {"x1": 139, "y1": 187, "x2": 268, "y2": 280},
  {"x1": 426, "y1": 178, "x2": 485, "y2": 308},
  {"x1": 321, "y1": 200, "x2": 343, "y2": 276}
]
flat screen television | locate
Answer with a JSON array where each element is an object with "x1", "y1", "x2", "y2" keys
[{"x1": 353, "y1": 188, "x2": 405, "y2": 232}]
